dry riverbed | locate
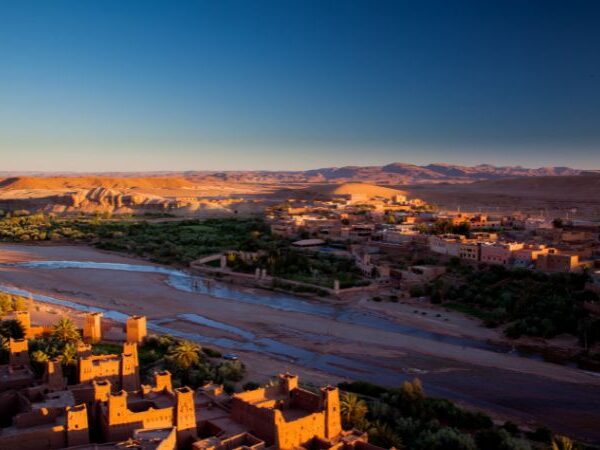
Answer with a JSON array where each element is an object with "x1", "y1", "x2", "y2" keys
[{"x1": 1, "y1": 243, "x2": 599, "y2": 444}]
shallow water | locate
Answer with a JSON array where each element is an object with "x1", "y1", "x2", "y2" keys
[
  {"x1": 0, "y1": 282, "x2": 408, "y2": 384},
  {"x1": 11, "y1": 260, "x2": 508, "y2": 353}
]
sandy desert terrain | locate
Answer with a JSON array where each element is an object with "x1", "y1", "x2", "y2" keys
[
  {"x1": 0, "y1": 176, "x2": 413, "y2": 218},
  {"x1": 1, "y1": 167, "x2": 599, "y2": 218}
]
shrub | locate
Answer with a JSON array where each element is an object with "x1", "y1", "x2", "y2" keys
[
  {"x1": 217, "y1": 361, "x2": 245, "y2": 382},
  {"x1": 415, "y1": 427, "x2": 476, "y2": 450},
  {"x1": 338, "y1": 381, "x2": 387, "y2": 398},
  {"x1": 526, "y1": 427, "x2": 552, "y2": 444},
  {"x1": 202, "y1": 347, "x2": 222, "y2": 358},
  {"x1": 242, "y1": 381, "x2": 260, "y2": 391}
]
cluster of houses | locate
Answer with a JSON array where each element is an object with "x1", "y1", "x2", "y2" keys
[
  {"x1": 0, "y1": 310, "x2": 384, "y2": 450},
  {"x1": 267, "y1": 189, "x2": 600, "y2": 278},
  {"x1": 268, "y1": 194, "x2": 427, "y2": 243},
  {"x1": 427, "y1": 222, "x2": 600, "y2": 273}
]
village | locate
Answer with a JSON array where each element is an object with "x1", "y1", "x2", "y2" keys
[
  {"x1": 218, "y1": 183, "x2": 600, "y2": 297},
  {"x1": 0, "y1": 185, "x2": 599, "y2": 448},
  {"x1": 0, "y1": 306, "x2": 384, "y2": 450}
]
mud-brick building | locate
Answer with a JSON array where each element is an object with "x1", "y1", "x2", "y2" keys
[
  {"x1": 94, "y1": 372, "x2": 197, "y2": 447},
  {"x1": 0, "y1": 364, "x2": 34, "y2": 393},
  {"x1": 83, "y1": 312, "x2": 103, "y2": 343},
  {"x1": 126, "y1": 315, "x2": 147, "y2": 343},
  {"x1": 230, "y1": 374, "x2": 340, "y2": 449},
  {"x1": 0, "y1": 402, "x2": 89, "y2": 449},
  {"x1": 78, "y1": 342, "x2": 139, "y2": 392},
  {"x1": 195, "y1": 373, "x2": 383, "y2": 450},
  {"x1": 3, "y1": 310, "x2": 51, "y2": 339},
  {"x1": 0, "y1": 338, "x2": 34, "y2": 393}
]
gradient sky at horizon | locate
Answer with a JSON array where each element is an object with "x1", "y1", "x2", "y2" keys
[{"x1": 1, "y1": 0, "x2": 599, "y2": 172}]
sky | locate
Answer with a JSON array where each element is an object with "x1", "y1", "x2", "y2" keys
[{"x1": 0, "y1": 0, "x2": 599, "y2": 172}]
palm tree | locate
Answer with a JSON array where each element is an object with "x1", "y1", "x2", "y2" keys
[
  {"x1": 12, "y1": 295, "x2": 28, "y2": 312},
  {"x1": 60, "y1": 343, "x2": 78, "y2": 366},
  {"x1": 168, "y1": 340, "x2": 201, "y2": 371},
  {"x1": 340, "y1": 392, "x2": 368, "y2": 429},
  {"x1": 552, "y1": 436, "x2": 575, "y2": 450},
  {"x1": 0, "y1": 335, "x2": 8, "y2": 362},
  {"x1": 368, "y1": 421, "x2": 403, "y2": 449},
  {"x1": 30, "y1": 350, "x2": 50, "y2": 377},
  {"x1": 31, "y1": 350, "x2": 49, "y2": 364},
  {"x1": 52, "y1": 317, "x2": 81, "y2": 343},
  {"x1": 0, "y1": 319, "x2": 25, "y2": 339}
]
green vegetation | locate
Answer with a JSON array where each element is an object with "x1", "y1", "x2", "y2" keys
[
  {"x1": 0, "y1": 301, "x2": 247, "y2": 387},
  {"x1": 24, "y1": 317, "x2": 83, "y2": 381},
  {"x1": 0, "y1": 214, "x2": 272, "y2": 263},
  {"x1": 229, "y1": 249, "x2": 365, "y2": 288},
  {"x1": 52, "y1": 317, "x2": 81, "y2": 343},
  {"x1": 415, "y1": 219, "x2": 471, "y2": 237},
  {"x1": 141, "y1": 334, "x2": 245, "y2": 389},
  {"x1": 0, "y1": 214, "x2": 367, "y2": 289},
  {"x1": 0, "y1": 293, "x2": 31, "y2": 315},
  {"x1": 427, "y1": 261, "x2": 600, "y2": 346},
  {"x1": 0, "y1": 319, "x2": 25, "y2": 364},
  {"x1": 339, "y1": 379, "x2": 586, "y2": 450}
]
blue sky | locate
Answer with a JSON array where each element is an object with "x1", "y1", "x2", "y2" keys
[{"x1": 0, "y1": 0, "x2": 599, "y2": 171}]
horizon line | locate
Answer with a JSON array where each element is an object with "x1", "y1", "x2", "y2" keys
[{"x1": 0, "y1": 161, "x2": 595, "y2": 175}]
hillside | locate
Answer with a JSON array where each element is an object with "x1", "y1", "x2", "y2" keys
[
  {"x1": 182, "y1": 163, "x2": 584, "y2": 184},
  {"x1": 0, "y1": 163, "x2": 588, "y2": 186},
  {"x1": 0, "y1": 167, "x2": 597, "y2": 218},
  {"x1": 299, "y1": 182, "x2": 407, "y2": 199},
  {"x1": 0, "y1": 176, "x2": 195, "y2": 190},
  {"x1": 445, "y1": 173, "x2": 600, "y2": 200},
  {"x1": 404, "y1": 173, "x2": 600, "y2": 217}
]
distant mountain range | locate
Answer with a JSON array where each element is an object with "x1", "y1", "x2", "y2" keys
[
  {"x1": 0, "y1": 163, "x2": 590, "y2": 185},
  {"x1": 183, "y1": 163, "x2": 586, "y2": 184}
]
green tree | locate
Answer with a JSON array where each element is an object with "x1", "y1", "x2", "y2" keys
[
  {"x1": 368, "y1": 421, "x2": 403, "y2": 449},
  {"x1": 31, "y1": 349, "x2": 49, "y2": 364},
  {"x1": 60, "y1": 342, "x2": 78, "y2": 366},
  {"x1": 12, "y1": 295, "x2": 28, "y2": 311},
  {"x1": 0, "y1": 293, "x2": 12, "y2": 313},
  {"x1": 475, "y1": 428, "x2": 531, "y2": 450},
  {"x1": 340, "y1": 392, "x2": 368, "y2": 429},
  {"x1": 30, "y1": 350, "x2": 50, "y2": 377},
  {"x1": 168, "y1": 340, "x2": 201, "y2": 371},
  {"x1": 0, "y1": 335, "x2": 8, "y2": 351},
  {"x1": 552, "y1": 436, "x2": 575, "y2": 450},
  {"x1": 217, "y1": 360, "x2": 245, "y2": 382},
  {"x1": 52, "y1": 317, "x2": 81, "y2": 343},
  {"x1": 0, "y1": 319, "x2": 25, "y2": 339},
  {"x1": 416, "y1": 427, "x2": 476, "y2": 450},
  {"x1": 398, "y1": 378, "x2": 425, "y2": 416}
]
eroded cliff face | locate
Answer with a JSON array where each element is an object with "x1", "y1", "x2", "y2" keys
[
  {"x1": 0, "y1": 185, "x2": 263, "y2": 217},
  {"x1": 1, "y1": 188, "x2": 168, "y2": 214},
  {"x1": 69, "y1": 187, "x2": 171, "y2": 210},
  {"x1": 0, "y1": 176, "x2": 278, "y2": 217}
]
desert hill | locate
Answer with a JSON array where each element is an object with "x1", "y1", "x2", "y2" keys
[
  {"x1": 0, "y1": 166, "x2": 597, "y2": 218},
  {"x1": 0, "y1": 176, "x2": 195, "y2": 190},
  {"x1": 299, "y1": 182, "x2": 407, "y2": 199},
  {"x1": 435, "y1": 173, "x2": 600, "y2": 200},
  {"x1": 0, "y1": 175, "x2": 266, "y2": 217},
  {"x1": 404, "y1": 173, "x2": 600, "y2": 217}
]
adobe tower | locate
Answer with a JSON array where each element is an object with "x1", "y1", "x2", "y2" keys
[
  {"x1": 126, "y1": 315, "x2": 147, "y2": 343},
  {"x1": 83, "y1": 312, "x2": 103, "y2": 343}
]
